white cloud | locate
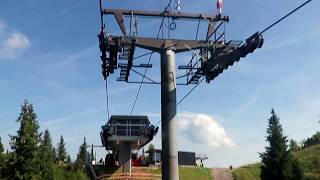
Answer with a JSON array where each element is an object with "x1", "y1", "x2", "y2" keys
[
  {"x1": 0, "y1": 20, "x2": 30, "y2": 60},
  {"x1": 5, "y1": 32, "x2": 30, "y2": 49},
  {"x1": 177, "y1": 112, "x2": 235, "y2": 148}
]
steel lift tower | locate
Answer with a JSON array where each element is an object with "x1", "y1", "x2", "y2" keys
[
  {"x1": 97, "y1": 4, "x2": 263, "y2": 180},
  {"x1": 95, "y1": 0, "x2": 314, "y2": 179},
  {"x1": 97, "y1": 1, "x2": 265, "y2": 179}
]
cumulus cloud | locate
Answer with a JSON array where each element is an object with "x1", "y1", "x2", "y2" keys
[
  {"x1": 5, "y1": 32, "x2": 30, "y2": 49},
  {"x1": 0, "y1": 20, "x2": 30, "y2": 59},
  {"x1": 177, "y1": 112, "x2": 235, "y2": 148}
]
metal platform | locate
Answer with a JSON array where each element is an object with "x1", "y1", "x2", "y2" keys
[{"x1": 100, "y1": 115, "x2": 158, "y2": 173}]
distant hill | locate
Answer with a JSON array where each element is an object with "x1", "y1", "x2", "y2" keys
[{"x1": 233, "y1": 144, "x2": 320, "y2": 180}]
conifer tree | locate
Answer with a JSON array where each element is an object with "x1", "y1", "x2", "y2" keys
[
  {"x1": 76, "y1": 137, "x2": 87, "y2": 165},
  {"x1": 40, "y1": 129, "x2": 56, "y2": 179},
  {"x1": 0, "y1": 137, "x2": 5, "y2": 178},
  {"x1": 90, "y1": 146, "x2": 94, "y2": 162},
  {"x1": 260, "y1": 109, "x2": 303, "y2": 180},
  {"x1": 0, "y1": 137, "x2": 3, "y2": 154},
  {"x1": 289, "y1": 139, "x2": 299, "y2": 151},
  {"x1": 57, "y1": 135, "x2": 67, "y2": 163},
  {"x1": 66, "y1": 155, "x2": 71, "y2": 164},
  {"x1": 148, "y1": 143, "x2": 155, "y2": 151},
  {"x1": 10, "y1": 100, "x2": 42, "y2": 179}
]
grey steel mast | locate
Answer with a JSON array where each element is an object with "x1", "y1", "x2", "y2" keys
[{"x1": 161, "y1": 47, "x2": 178, "y2": 180}]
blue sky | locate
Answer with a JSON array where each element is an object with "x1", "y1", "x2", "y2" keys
[{"x1": 0, "y1": 0, "x2": 319, "y2": 167}]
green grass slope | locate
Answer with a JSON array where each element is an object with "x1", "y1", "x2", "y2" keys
[
  {"x1": 179, "y1": 167, "x2": 212, "y2": 180},
  {"x1": 294, "y1": 144, "x2": 320, "y2": 180},
  {"x1": 233, "y1": 144, "x2": 320, "y2": 180},
  {"x1": 232, "y1": 164, "x2": 261, "y2": 180}
]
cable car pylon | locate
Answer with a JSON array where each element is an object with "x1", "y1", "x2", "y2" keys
[{"x1": 96, "y1": 0, "x2": 313, "y2": 179}]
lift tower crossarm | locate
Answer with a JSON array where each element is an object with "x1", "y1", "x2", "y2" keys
[
  {"x1": 103, "y1": 8, "x2": 229, "y2": 39},
  {"x1": 103, "y1": 8, "x2": 228, "y2": 21},
  {"x1": 113, "y1": 36, "x2": 227, "y2": 53}
]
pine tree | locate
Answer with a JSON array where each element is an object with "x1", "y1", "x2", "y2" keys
[
  {"x1": 39, "y1": 129, "x2": 56, "y2": 179},
  {"x1": 0, "y1": 137, "x2": 5, "y2": 178},
  {"x1": 289, "y1": 139, "x2": 299, "y2": 151},
  {"x1": 90, "y1": 146, "x2": 94, "y2": 162},
  {"x1": 148, "y1": 143, "x2": 155, "y2": 151},
  {"x1": 76, "y1": 137, "x2": 87, "y2": 165},
  {"x1": 57, "y1": 135, "x2": 67, "y2": 164},
  {"x1": 0, "y1": 137, "x2": 3, "y2": 153},
  {"x1": 66, "y1": 155, "x2": 71, "y2": 164},
  {"x1": 0, "y1": 152, "x2": 12, "y2": 179},
  {"x1": 260, "y1": 109, "x2": 303, "y2": 180},
  {"x1": 10, "y1": 100, "x2": 42, "y2": 179}
]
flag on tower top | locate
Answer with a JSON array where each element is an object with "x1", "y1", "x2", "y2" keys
[{"x1": 217, "y1": 0, "x2": 223, "y2": 15}]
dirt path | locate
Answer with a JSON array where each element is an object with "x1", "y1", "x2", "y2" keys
[{"x1": 212, "y1": 168, "x2": 233, "y2": 180}]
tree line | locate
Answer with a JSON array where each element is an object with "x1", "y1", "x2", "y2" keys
[
  {"x1": 0, "y1": 100, "x2": 89, "y2": 180},
  {"x1": 289, "y1": 131, "x2": 320, "y2": 152}
]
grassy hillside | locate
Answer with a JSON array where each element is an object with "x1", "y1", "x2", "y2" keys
[
  {"x1": 233, "y1": 144, "x2": 320, "y2": 180},
  {"x1": 232, "y1": 164, "x2": 261, "y2": 180},
  {"x1": 294, "y1": 144, "x2": 320, "y2": 180}
]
